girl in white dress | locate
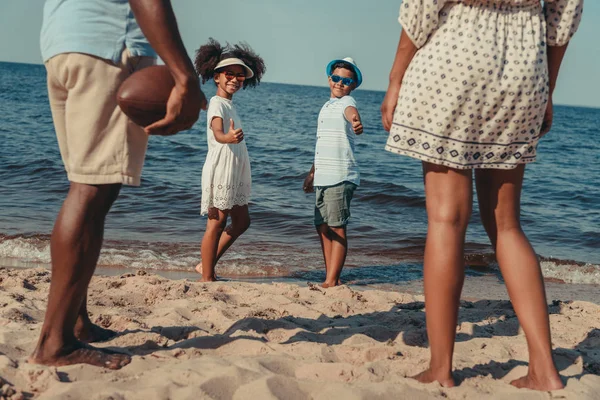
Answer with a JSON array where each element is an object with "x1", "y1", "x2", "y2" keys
[{"x1": 194, "y1": 38, "x2": 265, "y2": 281}]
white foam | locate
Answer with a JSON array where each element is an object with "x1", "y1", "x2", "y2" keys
[
  {"x1": 0, "y1": 237, "x2": 50, "y2": 264},
  {"x1": 541, "y1": 260, "x2": 600, "y2": 285}
]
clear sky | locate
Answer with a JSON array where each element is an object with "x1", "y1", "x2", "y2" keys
[{"x1": 0, "y1": 0, "x2": 598, "y2": 107}]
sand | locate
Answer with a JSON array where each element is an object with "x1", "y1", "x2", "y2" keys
[{"x1": 0, "y1": 267, "x2": 599, "y2": 400}]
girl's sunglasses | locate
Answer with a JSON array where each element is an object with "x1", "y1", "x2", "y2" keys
[
  {"x1": 330, "y1": 75, "x2": 354, "y2": 86},
  {"x1": 223, "y1": 71, "x2": 247, "y2": 81}
]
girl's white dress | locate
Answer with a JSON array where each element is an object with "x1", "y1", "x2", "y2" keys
[{"x1": 201, "y1": 96, "x2": 251, "y2": 215}]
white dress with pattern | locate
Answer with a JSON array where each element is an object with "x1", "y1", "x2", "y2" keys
[
  {"x1": 201, "y1": 96, "x2": 251, "y2": 214},
  {"x1": 385, "y1": 0, "x2": 583, "y2": 169}
]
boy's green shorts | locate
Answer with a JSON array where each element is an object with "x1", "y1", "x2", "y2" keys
[{"x1": 314, "y1": 181, "x2": 357, "y2": 227}]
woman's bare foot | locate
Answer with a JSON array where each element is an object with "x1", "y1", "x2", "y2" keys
[
  {"x1": 74, "y1": 321, "x2": 118, "y2": 343},
  {"x1": 411, "y1": 368, "x2": 455, "y2": 388},
  {"x1": 30, "y1": 341, "x2": 130, "y2": 369},
  {"x1": 510, "y1": 373, "x2": 564, "y2": 391}
]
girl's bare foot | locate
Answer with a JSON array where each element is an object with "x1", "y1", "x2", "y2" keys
[
  {"x1": 411, "y1": 368, "x2": 455, "y2": 388},
  {"x1": 30, "y1": 341, "x2": 130, "y2": 370},
  {"x1": 510, "y1": 372, "x2": 564, "y2": 391}
]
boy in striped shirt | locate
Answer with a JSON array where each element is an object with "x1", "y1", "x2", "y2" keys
[{"x1": 303, "y1": 57, "x2": 364, "y2": 288}]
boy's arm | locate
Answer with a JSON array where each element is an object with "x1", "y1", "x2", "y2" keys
[
  {"x1": 303, "y1": 164, "x2": 315, "y2": 193},
  {"x1": 211, "y1": 117, "x2": 244, "y2": 144},
  {"x1": 344, "y1": 106, "x2": 363, "y2": 135}
]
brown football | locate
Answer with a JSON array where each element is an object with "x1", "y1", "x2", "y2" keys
[{"x1": 117, "y1": 65, "x2": 175, "y2": 127}]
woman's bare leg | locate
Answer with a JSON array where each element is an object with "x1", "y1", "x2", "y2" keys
[
  {"x1": 413, "y1": 163, "x2": 472, "y2": 387},
  {"x1": 475, "y1": 165, "x2": 563, "y2": 390}
]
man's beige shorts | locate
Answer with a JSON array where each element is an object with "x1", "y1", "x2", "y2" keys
[{"x1": 45, "y1": 50, "x2": 155, "y2": 186}]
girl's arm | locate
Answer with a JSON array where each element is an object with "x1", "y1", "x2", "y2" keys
[
  {"x1": 344, "y1": 106, "x2": 363, "y2": 135},
  {"x1": 540, "y1": 43, "x2": 569, "y2": 136},
  {"x1": 381, "y1": 30, "x2": 418, "y2": 132},
  {"x1": 211, "y1": 117, "x2": 244, "y2": 144}
]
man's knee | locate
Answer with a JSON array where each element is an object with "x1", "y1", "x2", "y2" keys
[{"x1": 69, "y1": 183, "x2": 121, "y2": 215}]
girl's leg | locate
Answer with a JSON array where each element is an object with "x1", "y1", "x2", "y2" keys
[
  {"x1": 199, "y1": 208, "x2": 228, "y2": 282},
  {"x1": 475, "y1": 166, "x2": 563, "y2": 390},
  {"x1": 212, "y1": 205, "x2": 251, "y2": 266},
  {"x1": 414, "y1": 163, "x2": 472, "y2": 387},
  {"x1": 323, "y1": 226, "x2": 347, "y2": 288}
]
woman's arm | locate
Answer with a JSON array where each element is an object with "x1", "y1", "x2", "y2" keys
[
  {"x1": 541, "y1": 43, "x2": 570, "y2": 136},
  {"x1": 381, "y1": 30, "x2": 418, "y2": 132}
]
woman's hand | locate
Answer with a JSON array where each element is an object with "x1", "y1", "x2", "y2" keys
[
  {"x1": 381, "y1": 83, "x2": 401, "y2": 132},
  {"x1": 540, "y1": 97, "x2": 553, "y2": 137}
]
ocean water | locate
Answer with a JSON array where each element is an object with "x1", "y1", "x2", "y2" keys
[{"x1": 1, "y1": 61, "x2": 599, "y2": 285}]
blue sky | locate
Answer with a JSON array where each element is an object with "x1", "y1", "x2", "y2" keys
[{"x1": 0, "y1": 0, "x2": 598, "y2": 107}]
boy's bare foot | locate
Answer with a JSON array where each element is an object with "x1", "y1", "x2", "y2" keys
[
  {"x1": 510, "y1": 373, "x2": 564, "y2": 391},
  {"x1": 30, "y1": 341, "x2": 131, "y2": 370},
  {"x1": 75, "y1": 321, "x2": 118, "y2": 344},
  {"x1": 321, "y1": 279, "x2": 342, "y2": 288},
  {"x1": 411, "y1": 368, "x2": 455, "y2": 388}
]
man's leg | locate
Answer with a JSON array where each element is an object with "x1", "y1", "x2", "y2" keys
[
  {"x1": 30, "y1": 183, "x2": 130, "y2": 369},
  {"x1": 74, "y1": 293, "x2": 117, "y2": 343}
]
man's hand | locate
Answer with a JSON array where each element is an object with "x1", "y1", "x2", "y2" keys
[
  {"x1": 351, "y1": 113, "x2": 363, "y2": 135},
  {"x1": 145, "y1": 78, "x2": 206, "y2": 135}
]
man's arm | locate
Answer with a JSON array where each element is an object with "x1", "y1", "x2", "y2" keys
[{"x1": 129, "y1": 0, "x2": 206, "y2": 135}]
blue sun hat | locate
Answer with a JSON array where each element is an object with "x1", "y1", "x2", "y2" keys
[{"x1": 326, "y1": 57, "x2": 363, "y2": 88}]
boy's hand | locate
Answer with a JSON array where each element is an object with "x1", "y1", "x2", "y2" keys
[
  {"x1": 226, "y1": 119, "x2": 244, "y2": 143},
  {"x1": 351, "y1": 114, "x2": 363, "y2": 135},
  {"x1": 303, "y1": 172, "x2": 314, "y2": 193}
]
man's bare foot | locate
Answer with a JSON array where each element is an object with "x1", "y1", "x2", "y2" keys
[
  {"x1": 510, "y1": 373, "x2": 564, "y2": 391},
  {"x1": 30, "y1": 341, "x2": 131, "y2": 370},
  {"x1": 411, "y1": 368, "x2": 455, "y2": 388},
  {"x1": 75, "y1": 321, "x2": 118, "y2": 343},
  {"x1": 199, "y1": 276, "x2": 218, "y2": 282}
]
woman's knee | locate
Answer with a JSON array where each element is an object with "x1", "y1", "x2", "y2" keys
[{"x1": 427, "y1": 202, "x2": 471, "y2": 230}]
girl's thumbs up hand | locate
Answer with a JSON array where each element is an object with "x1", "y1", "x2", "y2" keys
[{"x1": 226, "y1": 118, "x2": 244, "y2": 143}]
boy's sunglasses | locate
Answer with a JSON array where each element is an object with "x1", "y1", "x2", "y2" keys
[
  {"x1": 223, "y1": 71, "x2": 246, "y2": 81},
  {"x1": 330, "y1": 75, "x2": 354, "y2": 86}
]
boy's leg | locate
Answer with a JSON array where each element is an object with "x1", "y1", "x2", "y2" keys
[
  {"x1": 200, "y1": 208, "x2": 228, "y2": 281},
  {"x1": 317, "y1": 223, "x2": 333, "y2": 274},
  {"x1": 321, "y1": 182, "x2": 356, "y2": 288},
  {"x1": 323, "y1": 225, "x2": 347, "y2": 287}
]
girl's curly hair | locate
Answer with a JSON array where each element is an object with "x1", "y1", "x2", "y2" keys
[{"x1": 194, "y1": 38, "x2": 266, "y2": 89}]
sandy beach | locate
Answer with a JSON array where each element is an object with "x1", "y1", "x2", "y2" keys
[{"x1": 0, "y1": 267, "x2": 598, "y2": 399}]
